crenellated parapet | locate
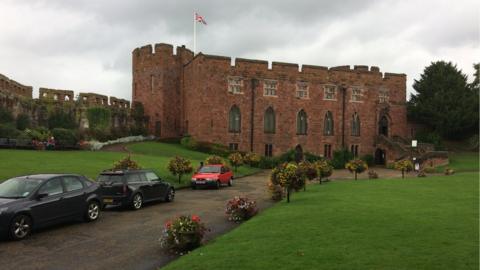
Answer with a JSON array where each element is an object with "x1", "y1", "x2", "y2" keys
[
  {"x1": 39, "y1": 87, "x2": 74, "y2": 102},
  {"x1": 78, "y1": 92, "x2": 109, "y2": 107},
  {"x1": 0, "y1": 73, "x2": 33, "y2": 98},
  {"x1": 110, "y1": 96, "x2": 130, "y2": 109}
]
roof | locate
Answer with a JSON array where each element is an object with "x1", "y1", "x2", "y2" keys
[
  {"x1": 15, "y1": 174, "x2": 80, "y2": 180},
  {"x1": 100, "y1": 169, "x2": 153, "y2": 175}
]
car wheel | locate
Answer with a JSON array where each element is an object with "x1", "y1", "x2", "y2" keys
[
  {"x1": 165, "y1": 188, "x2": 175, "y2": 202},
  {"x1": 85, "y1": 200, "x2": 100, "y2": 222},
  {"x1": 9, "y1": 214, "x2": 32, "y2": 240},
  {"x1": 228, "y1": 177, "x2": 233, "y2": 187},
  {"x1": 215, "y1": 181, "x2": 220, "y2": 189},
  {"x1": 132, "y1": 193, "x2": 143, "y2": 210}
]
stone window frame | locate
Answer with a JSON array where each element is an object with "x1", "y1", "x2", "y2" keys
[
  {"x1": 324, "y1": 111, "x2": 334, "y2": 136},
  {"x1": 323, "y1": 84, "x2": 337, "y2": 100},
  {"x1": 296, "y1": 81, "x2": 309, "y2": 99},
  {"x1": 351, "y1": 112, "x2": 360, "y2": 136},
  {"x1": 227, "y1": 76, "x2": 243, "y2": 94},
  {"x1": 379, "y1": 88, "x2": 389, "y2": 103},
  {"x1": 296, "y1": 109, "x2": 308, "y2": 135},
  {"x1": 229, "y1": 143, "x2": 239, "y2": 151},
  {"x1": 263, "y1": 79, "x2": 278, "y2": 97},
  {"x1": 228, "y1": 105, "x2": 241, "y2": 133},
  {"x1": 350, "y1": 86, "x2": 363, "y2": 102},
  {"x1": 264, "y1": 106, "x2": 276, "y2": 134}
]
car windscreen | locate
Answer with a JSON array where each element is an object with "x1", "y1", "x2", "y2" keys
[
  {"x1": 97, "y1": 175, "x2": 124, "y2": 184},
  {"x1": 198, "y1": 166, "x2": 221, "y2": 173},
  {"x1": 0, "y1": 178, "x2": 44, "y2": 198}
]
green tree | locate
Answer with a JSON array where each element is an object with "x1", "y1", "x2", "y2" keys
[
  {"x1": 407, "y1": 61, "x2": 478, "y2": 139},
  {"x1": 168, "y1": 156, "x2": 193, "y2": 184},
  {"x1": 228, "y1": 152, "x2": 243, "y2": 172}
]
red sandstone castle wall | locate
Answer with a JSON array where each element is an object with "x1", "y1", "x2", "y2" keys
[
  {"x1": 182, "y1": 54, "x2": 408, "y2": 157},
  {"x1": 132, "y1": 44, "x2": 193, "y2": 137},
  {"x1": 134, "y1": 43, "x2": 408, "y2": 157}
]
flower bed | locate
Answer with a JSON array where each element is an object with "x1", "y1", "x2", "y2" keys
[
  {"x1": 225, "y1": 196, "x2": 258, "y2": 222},
  {"x1": 160, "y1": 215, "x2": 207, "y2": 254}
]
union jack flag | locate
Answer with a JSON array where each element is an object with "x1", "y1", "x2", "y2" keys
[{"x1": 195, "y1": 13, "x2": 207, "y2": 25}]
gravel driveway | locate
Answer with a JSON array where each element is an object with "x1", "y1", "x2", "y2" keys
[{"x1": 0, "y1": 171, "x2": 273, "y2": 270}]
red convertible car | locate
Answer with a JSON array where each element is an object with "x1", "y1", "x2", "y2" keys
[{"x1": 191, "y1": 164, "x2": 233, "y2": 189}]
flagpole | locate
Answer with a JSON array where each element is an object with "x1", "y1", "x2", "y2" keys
[{"x1": 193, "y1": 11, "x2": 196, "y2": 55}]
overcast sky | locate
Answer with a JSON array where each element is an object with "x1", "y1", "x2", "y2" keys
[{"x1": 0, "y1": 0, "x2": 478, "y2": 100}]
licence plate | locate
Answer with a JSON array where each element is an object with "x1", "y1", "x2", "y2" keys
[
  {"x1": 195, "y1": 181, "x2": 205, "y2": 184},
  {"x1": 103, "y1": 198, "x2": 113, "y2": 203}
]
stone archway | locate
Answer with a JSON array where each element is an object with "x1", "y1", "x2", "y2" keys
[
  {"x1": 375, "y1": 148, "x2": 386, "y2": 165},
  {"x1": 294, "y1": 144, "x2": 304, "y2": 163}
]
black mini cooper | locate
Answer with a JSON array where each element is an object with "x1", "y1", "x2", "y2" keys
[
  {"x1": 0, "y1": 174, "x2": 102, "y2": 240},
  {"x1": 98, "y1": 169, "x2": 175, "y2": 210}
]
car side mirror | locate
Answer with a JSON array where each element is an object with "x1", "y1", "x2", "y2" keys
[{"x1": 36, "y1": 193, "x2": 48, "y2": 200}]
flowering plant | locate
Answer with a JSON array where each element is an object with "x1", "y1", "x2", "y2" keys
[
  {"x1": 345, "y1": 159, "x2": 368, "y2": 180},
  {"x1": 228, "y1": 152, "x2": 243, "y2": 172},
  {"x1": 394, "y1": 159, "x2": 413, "y2": 178},
  {"x1": 111, "y1": 155, "x2": 142, "y2": 170},
  {"x1": 243, "y1": 152, "x2": 261, "y2": 167},
  {"x1": 225, "y1": 196, "x2": 258, "y2": 222},
  {"x1": 160, "y1": 215, "x2": 207, "y2": 254},
  {"x1": 314, "y1": 160, "x2": 333, "y2": 184}
]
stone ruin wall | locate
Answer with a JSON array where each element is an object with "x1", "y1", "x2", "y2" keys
[{"x1": 0, "y1": 73, "x2": 132, "y2": 130}]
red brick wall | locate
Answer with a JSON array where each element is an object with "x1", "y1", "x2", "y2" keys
[{"x1": 135, "y1": 44, "x2": 408, "y2": 158}]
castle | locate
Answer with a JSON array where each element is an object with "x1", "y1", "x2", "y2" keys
[{"x1": 132, "y1": 43, "x2": 417, "y2": 164}]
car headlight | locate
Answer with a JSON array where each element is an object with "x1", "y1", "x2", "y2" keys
[{"x1": 0, "y1": 207, "x2": 8, "y2": 215}]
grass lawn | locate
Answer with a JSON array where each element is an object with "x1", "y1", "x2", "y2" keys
[
  {"x1": 437, "y1": 152, "x2": 479, "y2": 172},
  {"x1": 163, "y1": 172, "x2": 479, "y2": 270},
  {"x1": 0, "y1": 142, "x2": 260, "y2": 187}
]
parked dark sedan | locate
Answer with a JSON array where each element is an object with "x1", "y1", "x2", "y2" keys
[
  {"x1": 98, "y1": 169, "x2": 174, "y2": 210},
  {"x1": 0, "y1": 174, "x2": 102, "y2": 240}
]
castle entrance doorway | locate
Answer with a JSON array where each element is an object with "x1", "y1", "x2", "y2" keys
[
  {"x1": 375, "y1": 148, "x2": 386, "y2": 165},
  {"x1": 295, "y1": 145, "x2": 304, "y2": 163}
]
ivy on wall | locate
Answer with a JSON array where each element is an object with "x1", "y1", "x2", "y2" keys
[{"x1": 87, "y1": 107, "x2": 111, "y2": 130}]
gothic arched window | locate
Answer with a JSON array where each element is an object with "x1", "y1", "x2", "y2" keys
[
  {"x1": 228, "y1": 105, "x2": 241, "y2": 133},
  {"x1": 324, "y1": 111, "x2": 334, "y2": 136},
  {"x1": 264, "y1": 107, "x2": 276, "y2": 134},
  {"x1": 297, "y1": 109, "x2": 308, "y2": 135},
  {"x1": 352, "y1": 113, "x2": 360, "y2": 136}
]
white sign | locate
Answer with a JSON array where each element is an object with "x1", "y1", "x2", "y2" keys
[{"x1": 411, "y1": 140, "x2": 417, "y2": 147}]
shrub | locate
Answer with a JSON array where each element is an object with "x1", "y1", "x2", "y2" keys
[
  {"x1": 168, "y1": 156, "x2": 193, "y2": 183},
  {"x1": 205, "y1": 155, "x2": 225, "y2": 165},
  {"x1": 361, "y1": 154, "x2": 374, "y2": 167},
  {"x1": 25, "y1": 127, "x2": 51, "y2": 141},
  {"x1": 160, "y1": 215, "x2": 207, "y2": 254},
  {"x1": 228, "y1": 152, "x2": 243, "y2": 172},
  {"x1": 259, "y1": 156, "x2": 280, "y2": 169},
  {"x1": 345, "y1": 159, "x2": 368, "y2": 180},
  {"x1": 314, "y1": 160, "x2": 333, "y2": 184},
  {"x1": 16, "y1": 114, "x2": 31, "y2": 130},
  {"x1": 51, "y1": 128, "x2": 78, "y2": 147},
  {"x1": 225, "y1": 196, "x2": 258, "y2": 222},
  {"x1": 386, "y1": 162, "x2": 395, "y2": 169},
  {"x1": 111, "y1": 156, "x2": 142, "y2": 170},
  {"x1": 180, "y1": 136, "x2": 198, "y2": 149},
  {"x1": 277, "y1": 149, "x2": 297, "y2": 163},
  {"x1": 243, "y1": 152, "x2": 261, "y2": 167},
  {"x1": 0, "y1": 123, "x2": 20, "y2": 138},
  {"x1": 368, "y1": 170, "x2": 379, "y2": 179},
  {"x1": 417, "y1": 170, "x2": 427, "y2": 177},
  {"x1": 87, "y1": 128, "x2": 112, "y2": 142},
  {"x1": 0, "y1": 106, "x2": 14, "y2": 123},
  {"x1": 394, "y1": 160, "x2": 414, "y2": 178},
  {"x1": 424, "y1": 166, "x2": 435, "y2": 173},
  {"x1": 268, "y1": 166, "x2": 285, "y2": 201},
  {"x1": 304, "y1": 152, "x2": 323, "y2": 162},
  {"x1": 331, "y1": 148, "x2": 354, "y2": 169},
  {"x1": 444, "y1": 168, "x2": 455, "y2": 175}
]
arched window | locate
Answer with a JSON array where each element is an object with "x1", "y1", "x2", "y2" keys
[
  {"x1": 324, "y1": 111, "x2": 334, "y2": 135},
  {"x1": 351, "y1": 113, "x2": 360, "y2": 136},
  {"x1": 264, "y1": 107, "x2": 276, "y2": 134},
  {"x1": 228, "y1": 105, "x2": 241, "y2": 133},
  {"x1": 379, "y1": 115, "x2": 388, "y2": 136},
  {"x1": 297, "y1": 109, "x2": 308, "y2": 135}
]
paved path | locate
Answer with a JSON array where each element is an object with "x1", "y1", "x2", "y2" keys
[{"x1": 0, "y1": 171, "x2": 273, "y2": 270}]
